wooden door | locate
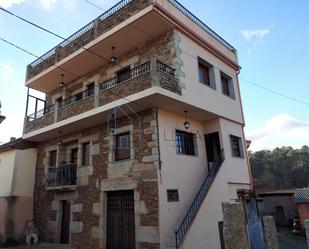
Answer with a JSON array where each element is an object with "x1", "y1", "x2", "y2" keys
[
  {"x1": 107, "y1": 190, "x2": 135, "y2": 249},
  {"x1": 60, "y1": 200, "x2": 71, "y2": 244}
]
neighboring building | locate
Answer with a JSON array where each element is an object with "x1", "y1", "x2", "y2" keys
[
  {"x1": 22, "y1": 0, "x2": 252, "y2": 248},
  {"x1": 0, "y1": 138, "x2": 37, "y2": 243},
  {"x1": 294, "y1": 188, "x2": 309, "y2": 229},
  {"x1": 257, "y1": 190, "x2": 296, "y2": 226}
]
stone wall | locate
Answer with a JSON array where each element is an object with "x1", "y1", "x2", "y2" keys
[
  {"x1": 222, "y1": 202, "x2": 249, "y2": 249},
  {"x1": 25, "y1": 30, "x2": 180, "y2": 135},
  {"x1": 58, "y1": 96, "x2": 95, "y2": 122},
  {"x1": 24, "y1": 112, "x2": 54, "y2": 134},
  {"x1": 33, "y1": 108, "x2": 160, "y2": 249},
  {"x1": 263, "y1": 216, "x2": 279, "y2": 249}
]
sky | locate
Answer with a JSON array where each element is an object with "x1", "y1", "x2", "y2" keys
[{"x1": 0, "y1": 0, "x2": 308, "y2": 151}]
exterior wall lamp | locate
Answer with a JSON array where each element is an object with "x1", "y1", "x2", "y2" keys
[
  {"x1": 110, "y1": 47, "x2": 117, "y2": 64},
  {"x1": 184, "y1": 110, "x2": 190, "y2": 129},
  {"x1": 59, "y1": 74, "x2": 65, "y2": 88}
]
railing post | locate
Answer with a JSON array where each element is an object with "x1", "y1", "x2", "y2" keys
[
  {"x1": 94, "y1": 18, "x2": 100, "y2": 39},
  {"x1": 94, "y1": 84, "x2": 99, "y2": 108},
  {"x1": 150, "y1": 59, "x2": 160, "y2": 87},
  {"x1": 54, "y1": 101, "x2": 59, "y2": 123}
]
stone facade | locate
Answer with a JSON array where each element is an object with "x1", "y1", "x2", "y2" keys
[
  {"x1": 33, "y1": 108, "x2": 160, "y2": 249},
  {"x1": 263, "y1": 216, "x2": 279, "y2": 249},
  {"x1": 25, "y1": 31, "x2": 181, "y2": 134},
  {"x1": 222, "y1": 203, "x2": 249, "y2": 249}
]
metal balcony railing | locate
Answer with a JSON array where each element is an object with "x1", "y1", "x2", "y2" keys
[
  {"x1": 58, "y1": 87, "x2": 95, "y2": 108},
  {"x1": 167, "y1": 0, "x2": 236, "y2": 52},
  {"x1": 46, "y1": 163, "x2": 77, "y2": 189},
  {"x1": 175, "y1": 149, "x2": 225, "y2": 249}
]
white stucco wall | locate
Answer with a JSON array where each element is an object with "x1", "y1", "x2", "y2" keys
[
  {"x1": 0, "y1": 150, "x2": 16, "y2": 197},
  {"x1": 157, "y1": 110, "x2": 251, "y2": 248},
  {"x1": 177, "y1": 32, "x2": 244, "y2": 124},
  {"x1": 0, "y1": 148, "x2": 37, "y2": 198},
  {"x1": 11, "y1": 149, "x2": 37, "y2": 197},
  {"x1": 154, "y1": 0, "x2": 237, "y2": 61}
]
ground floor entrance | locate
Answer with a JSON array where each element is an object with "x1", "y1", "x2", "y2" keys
[
  {"x1": 60, "y1": 200, "x2": 71, "y2": 244},
  {"x1": 106, "y1": 190, "x2": 135, "y2": 249}
]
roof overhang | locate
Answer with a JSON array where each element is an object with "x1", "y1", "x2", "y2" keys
[{"x1": 23, "y1": 87, "x2": 217, "y2": 142}]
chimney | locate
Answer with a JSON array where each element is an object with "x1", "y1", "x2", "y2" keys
[{"x1": 10, "y1": 137, "x2": 16, "y2": 142}]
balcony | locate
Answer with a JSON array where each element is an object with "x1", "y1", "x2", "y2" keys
[
  {"x1": 46, "y1": 163, "x2": 77, "y2": 190},
  {"x1": 24, "y1": 60, "x2": 180, "y2": 134}
]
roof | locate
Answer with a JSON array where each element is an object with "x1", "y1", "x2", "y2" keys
[
  {"x1": 294, "y1": 189, "x2": 309, "y2": 203},
  {"x1": 0, "y1": 138, "x2": 36, "y2": 153},
  {"x1": 258, "y1": 189, "x2": 295, "y2": 197}
]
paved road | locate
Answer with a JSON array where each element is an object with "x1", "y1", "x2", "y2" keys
[
  {"x1": 278, "y1": 227, "x2": 307, "y2": 249},
  {"x1": 1, "y1": 243, "x2": 70, "y2": 249}
]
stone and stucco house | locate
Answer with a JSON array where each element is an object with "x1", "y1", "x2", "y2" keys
[
  {"x1": 22, "y1": 0, "x2": 252, "y2": 248},
  {"x1": 0, "y1": 138, "x2": 36, "y2": 243}
]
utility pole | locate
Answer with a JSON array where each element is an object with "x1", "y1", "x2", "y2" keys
[{"x1": 0, "y1": 101, "x2": 6, "y2": 124}]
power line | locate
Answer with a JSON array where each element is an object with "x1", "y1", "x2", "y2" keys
[
  {"x1": 84, "y1": 0, "x2": 105, "y2": 11},
  {"x1": 239, "y1": 78, "x2": 309, "y2": 107},
  {"x1": 0, "y1": 36, "x2": 149, "y2": 111},
  {"x1": 181, "y1": 50, "x2": 309, "y2": 107},
  {"x1": 0, "y1": 7, "x2": 65, "y2": 40},
  {"x1": 1, "y1": 4, "x2": 308, "y2": 109}
]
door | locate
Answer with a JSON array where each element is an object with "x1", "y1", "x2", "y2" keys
[
  {"x1": 107, "y1": 190, "x2": 135, "y2": 249},
  {"x1": 60, "y1": 200, "x2": 71, "y2": 244},
  {"x1": 205, "y1": 132, "x2": 221, "y2": 172},
  {"x1": 275, "y1": 206, "x2": 286, "y2": 226}
]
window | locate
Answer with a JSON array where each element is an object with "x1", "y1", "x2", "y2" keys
[
  {"x1": 82, "y1": 142, "x2": 90, "y2": 166},
  {"x1": 221, "y1": 73, "x2": 235, "y2": 99},
  {"x1": 198, "y1": 61, "x2": 210, "y2": 86},
  {"x1": 49, "y1": 150, "x2": 57, "y2": 167},
  {"x1": 230, "y1": 135, "x2": 243, "y2": 158},
  {"x1": 176, "y1": 130, "x2": 196, "y2": 156},
  {"x1": 70, "y1": 148, "x2": 78, "y2": 165},
  {"x1": 167, "y1": 189, "x2": 179, "y2": 202},
  {"x1": 115, "y1": 132, "x2": 130, "y2": 161},
  {"x1": 198, "y1": 58, "x2": 215, "y2": 89},
  {"x1": 117, "y1": 66, "x2": 131, "y2": 83},
  {"x1": 85, "y1": 82, "x2": 95, "y2": 97}
]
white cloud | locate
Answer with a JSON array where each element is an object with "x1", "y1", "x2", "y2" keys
[
  {"x1": 0, "y1": 0, "x2": 25, "y2": 8},
  {"x1": 38, "y1": 0, "x2": 57, "y2": 10},
  {"x1": 241, "y1": 29, "x2": 270, "y2": 41},
  {"x1": 0, "y1": 63, "x2": 14, "y2": 82},
  {"x1": 246, "y1": 114, "x2": 309, "y2": 151}
]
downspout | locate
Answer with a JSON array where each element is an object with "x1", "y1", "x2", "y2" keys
[{"x1": 234, "y1": 50, "x2": 254, "y2": 191}]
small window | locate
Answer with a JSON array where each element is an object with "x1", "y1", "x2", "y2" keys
[
  {"x1": 115, "y1": 132, "x2": 130, "y2": 161},
  {"x1": 82, "y1": 142, "x2": 90, "y2": 166},
  {"x1": 221, "y1": 76, "x2": 230, "y2": 96},
  {"x1": 49, "y1": 150, "x2": 57, "y2": 167},
  {"x1": 70, "y1": 148, "x2": 78, "y2": 165},
  {"x1": 167, "y1": 189, "x2": 179, "y2": 202},
  {"x1": 230, "y1": 135, "x2": 243, "y2": 158},
  {"x1": 176, "y1": 130, "x2": 196, "y2": 156},
  {"x1": 198, "y1": 61, "x2": 210, "y2": 86},
  {"x1": 221, "y1": 73, "x2": 235, "y2": 99},
  {"x1": 117, "y1": 66, "x2": 131, "y2": 83}
]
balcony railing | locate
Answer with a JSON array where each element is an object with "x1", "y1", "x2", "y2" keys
[
  {"x1": 46, "y1": 163, "x2": 77, "y2": 190},
  {"x1": 24, "y1": 60, "x2": 180, "y2": 134},
  {"x1": 26, "y1": 0, "x2": 150, "y2": 80},
  {"x1": 167, "y1": 0, "x2": 235, "y2": 52},
  {"x1": 175, "y1": 149, "x2": 225, "y2": 249}
]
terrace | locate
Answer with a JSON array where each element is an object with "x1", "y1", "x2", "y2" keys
[{"x1": 24, "y1": 60, "x2": 180, "y2": 134}]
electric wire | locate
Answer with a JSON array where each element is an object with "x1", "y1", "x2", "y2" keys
[{"x1": 0, "y1": 4, "x2": 308, "y2": 108}]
